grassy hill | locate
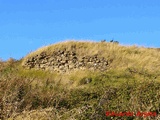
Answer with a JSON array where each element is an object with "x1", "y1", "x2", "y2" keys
[{"x1": 0, "y1": 41, "x2": 160, "y2": 120}]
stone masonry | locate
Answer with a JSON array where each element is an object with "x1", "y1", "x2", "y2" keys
[{"x1": 23, "y1": 49, "x2": 109, "y2": 73}]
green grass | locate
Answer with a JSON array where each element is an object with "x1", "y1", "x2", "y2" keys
[{"x1": 0, "y1": 40, "x2": 160, "y2": 119}]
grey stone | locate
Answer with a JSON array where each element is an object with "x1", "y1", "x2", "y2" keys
[{"x1": 23, "y1": 49, "x2": 109, "y2": 73}]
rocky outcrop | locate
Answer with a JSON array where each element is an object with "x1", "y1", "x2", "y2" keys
[{"x1": 23, "y1": 49, "x2": 109, "y2": 73}]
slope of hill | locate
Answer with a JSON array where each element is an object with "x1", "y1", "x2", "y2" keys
[{"x1": 0, "y1": 41, "x2": 160, "y2": 120}]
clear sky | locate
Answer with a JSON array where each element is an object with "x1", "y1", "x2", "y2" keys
[{"x1": 1, "y1": 0, "x2": 160, "y2": 60}]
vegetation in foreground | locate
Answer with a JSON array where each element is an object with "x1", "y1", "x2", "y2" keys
[{"x1": 0, "y1": 41, "x2": 160, "y2": 120}]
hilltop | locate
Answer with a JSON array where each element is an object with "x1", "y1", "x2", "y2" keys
[
  {"x1": 22, "y1": 41, "x2": 160, "y2": 74},
  {"x1": 0, "y1": 40, "x2": 160, "y2": 119}
]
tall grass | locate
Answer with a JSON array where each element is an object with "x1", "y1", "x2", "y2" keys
[{"x1": 0, "y1": 41, "x2": 160, "y2": 119}]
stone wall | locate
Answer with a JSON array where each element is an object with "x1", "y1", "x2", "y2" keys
[{"x1": 23, "y1": 49, "x2": 109, "y2": 73}]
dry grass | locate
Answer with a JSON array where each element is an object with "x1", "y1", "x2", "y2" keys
[
  {"x1": 23, "y1": 40, "x2": 160, "y2": 74},
  {"x1": 1, "y1": 40, "x2": 160, "y2": 119}
]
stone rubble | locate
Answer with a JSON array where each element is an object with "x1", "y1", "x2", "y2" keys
[{"x1": 23, "y1": 49, "x2": 109, "y2": 73}]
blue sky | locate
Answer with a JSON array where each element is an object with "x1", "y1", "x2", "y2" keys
[{"x1": 0, "y1": 0, "x2": 160, "y2": 60}]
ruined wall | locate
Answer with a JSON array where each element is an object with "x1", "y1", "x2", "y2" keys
[{"x1": 23, "y1": 49, "x2": 109, "y2": 73}]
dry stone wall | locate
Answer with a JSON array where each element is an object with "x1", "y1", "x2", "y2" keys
[{"x1": 23, "y1": 49, "x2": 109, "y2": 73}]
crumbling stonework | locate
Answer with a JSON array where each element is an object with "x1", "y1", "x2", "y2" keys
[{"x1": 23, "y1": 49, "x2": 109, "y2": 73}]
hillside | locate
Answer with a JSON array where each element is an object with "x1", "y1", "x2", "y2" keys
[{"x1": 0, "y1": 40, "x2": 160, "y2": 120}]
